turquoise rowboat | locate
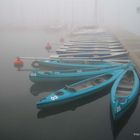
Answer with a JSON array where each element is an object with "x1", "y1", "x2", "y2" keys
[
  {"x1": 110, "y1": 66, "x2": 140, "y2": 120},
  {"x1": 29, "y1": 65, "x2": 127, "y2": 83},
  {"x1": 35, "y1": 59, "x2": 123, "y2": 69},
  {"x1": 36, "y1": 69, "x2": 124, "y2": 109}
]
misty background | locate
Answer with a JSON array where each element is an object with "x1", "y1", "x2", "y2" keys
[{"x1": 0, "y1": 0, "x2": 140, "y2": 34}]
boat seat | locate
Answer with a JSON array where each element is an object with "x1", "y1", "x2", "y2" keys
[
  {"x1": 65, "y1": 85, "x2": 77, "y2": 92},
  {"x1": 90, "y1": 81, "x2": 97, "y2": 85},
  {"x1": 77, "y1": 70, "x2": 82, "y2": 72},
  {"x1": 72, "y1": 84, "x2": 87, "y2": 90},
  {"x1": 116, "y1": 90, "x2": 130, "y2": 96},
  {"x1": 117, "y1": 85, "x2": 132, "y2": 91},
  {"x1": 120, "y1": 80, "x2": 133, "y2": 85},
  {"x1": 74, "y1": 83, "x2": 93, "y2": 91},
  {"x1": 94, "y1": 78, "x2": 106, "y2": 84}
]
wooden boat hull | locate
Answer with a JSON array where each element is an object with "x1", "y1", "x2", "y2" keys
[
  {"x1": 110, "y1": 66, "x2": 140, "y2": 120},
  {"x1": 37, "y1": 70, "x2": 124, "y2": 109}
]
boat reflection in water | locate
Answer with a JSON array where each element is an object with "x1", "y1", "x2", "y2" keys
[
  {"x1": 110, "y1": 97, "x2": 139, "y2": 140},
  {"x1": 30, "y1": 81, "x2": 77, "y2": 96},
  {"x1": 37, "y1": 87, "x2": 111, "y2": 119}
]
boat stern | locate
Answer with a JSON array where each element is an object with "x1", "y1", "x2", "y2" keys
[{"x1": 111, "y1": 97, "x2": 128, "y2": 120}]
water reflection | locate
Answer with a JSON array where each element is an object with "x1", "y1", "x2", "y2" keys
[
  {"x1": 37, "y1": 87, "x2": 110, "y2": 119},
  {"x1": 30, "y1": 81, "x2": 83, "y2": 96},
  {"x1": 14, "y1": 65, "x2": 24, "y2": 71},
  {"x1": 13, "y1": 64, "x2": 49, "y2": 71},
  {"x1": 110, "y1": 97, "x2": 139, "y2": 140},
  {"x1": 14, "y1": 65, "x2": 34, "y2": 71},
  {"x1": 30, "y1": 82, "x2": 67, "y2": 96}
]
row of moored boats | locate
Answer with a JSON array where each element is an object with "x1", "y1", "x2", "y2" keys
[{"x1": 29, "y1": 28, "x2": 139, "y2": 121}]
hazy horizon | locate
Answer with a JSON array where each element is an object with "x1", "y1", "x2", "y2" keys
[{"x1": 0, "y1": 0, "x2": 140, "y2": 34}]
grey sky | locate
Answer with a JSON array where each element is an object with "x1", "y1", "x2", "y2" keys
[{"x1": 0, "y1": 0, "x2": 140, "y2": 34}]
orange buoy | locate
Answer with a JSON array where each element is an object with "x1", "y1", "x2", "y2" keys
[{"x1": 14, "y1": 57, "x2": 24, "y2": 67}]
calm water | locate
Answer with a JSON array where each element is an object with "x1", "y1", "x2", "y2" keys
[{"x1": 0, "y1": 29, "x2": 140, "y2": 140}]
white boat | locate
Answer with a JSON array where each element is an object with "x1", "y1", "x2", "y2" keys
[
  {"x1": 49, "y1": 56, "x2": 130, "y2": 64},
  {"x1": 58, "y1": 47, "x2": 125, "y2": 51},
  {"x1": 71, "y1": 28, "x2": 107, "y2": 35},
  {"x1": 56, "y1": 48, "x2": 127, "y2": 54},
  {"x1": 50, "y1": 52, "x2": 128, "y2": 60},
  {"x1": 55, "y1": 51, "x2": 128, "y2": 58},
  {"x1": 60, "y1": 45, "x2": 123, "y2": 50},
  {"x1": 70, "y1": 36, "x2": 118, "y2": 40},
  {"x1": 63, "y1": 42, "x2": 121, "y2": 46},
  {"x1": 70, "y1": 40, "x2": 119, "y2": 43},
  {"x1": 71, "y1": 31, "x2": 114, "y2": 36}
]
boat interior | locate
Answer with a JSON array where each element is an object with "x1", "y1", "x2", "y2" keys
[
  {"x1": 64, "y1": 74, "x2": 112, "y2": 92},
  {"x1": 60, "y1": 60, "x2": 107, "y2": 65},
  {"x1": 116, "y1": 71, "x2": 134, "y2": 97},
  {"x1": 43, "y1": 68, "x2": 102, "y2": 74}
]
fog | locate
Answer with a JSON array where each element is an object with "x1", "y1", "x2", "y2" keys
[
  {"x1": 99, "y1": 0, "x2": 140, "y2": 35},
  {"x1": 0, "y1": 0, "x2": 140, "y2": 34},
  {"x1": 0, "y1": 0, "x2": 96, "y2": 29}
]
